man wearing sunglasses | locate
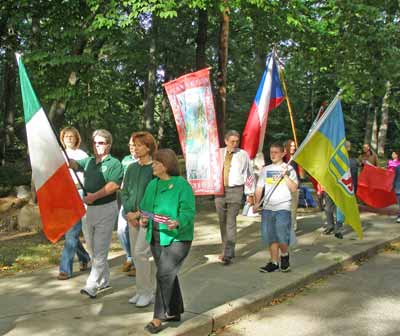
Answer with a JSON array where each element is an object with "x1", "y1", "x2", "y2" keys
[{"x1": 70, "y1": 129, "x2": 123, "y2": 298}]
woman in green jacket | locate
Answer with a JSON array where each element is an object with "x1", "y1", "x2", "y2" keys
[{"x1": 140, "y1": 149, "x2": 195, "y2": 334}]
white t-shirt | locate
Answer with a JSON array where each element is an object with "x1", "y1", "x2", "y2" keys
[
  {"x1": 257, "y1": 163, "x2": 298, "y2": 211},
  {"x1": 66, "y1": 148, "x2": 88, "y2": 185}
]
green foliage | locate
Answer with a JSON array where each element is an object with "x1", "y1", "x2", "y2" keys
[
  {"x1": 1, "y1": 0, "x2": 399, "y2": 185},
  {"x1": 0, "y1": 163, "x2": 31, "y2": 197}
]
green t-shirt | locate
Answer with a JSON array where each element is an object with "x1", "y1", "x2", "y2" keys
[
  {"x1": 121, "y1": 162, "x2": 153, "y2": 213},
  {"x1": 77, "y1": 155, "x2": 123, "y2": 205},
  {"x1": 121, "y1": 155, "x2": 137, "y2": 174}
]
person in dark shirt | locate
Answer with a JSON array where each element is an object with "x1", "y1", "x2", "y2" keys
[{"x1": 70, "y1": 129, "x2": 123, "y2": 299}]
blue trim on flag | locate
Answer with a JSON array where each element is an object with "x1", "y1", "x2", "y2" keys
[{"x1": 319, "y1": 101, "x2": 345, "y2": 148}]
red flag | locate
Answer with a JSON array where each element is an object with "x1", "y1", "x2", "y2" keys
[
  {"x1": 356, "y1": 164, "x2": 397, "y2": 208},
  {"x1": 241, "y1": 53, "x2": 284, "y2": 159}
]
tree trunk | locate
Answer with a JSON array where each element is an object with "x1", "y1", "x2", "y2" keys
[
  {"x1": 371, "y1": 103, "x2": 379, "y2": 152},
  {"x1": 143, "y1": 16, "x2": 157, "y2": 132},
  {"x1": 377, "y1": 80, "x2": 391, "y2": 156},
  {"x1": 363, "y1": 97, "x2": 375, "y2": 146},
  {"x1": 216, "y1": 2, "x2": 229, "y2": 144},
  {"x1": 195, "y1": 9, "x2": 208, "y2": 70},
  {"x1": 0, "y1": 48, "x2": 17, "y2": 166}
]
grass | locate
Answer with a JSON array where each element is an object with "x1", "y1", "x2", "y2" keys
[{"x1": 0, "y1": 231, "x2": 123, "y2": 278}]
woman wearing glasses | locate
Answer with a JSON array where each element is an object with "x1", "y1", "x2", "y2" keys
[{"x1": 70, "y1": 129, "x2": 123, "y2": 298}]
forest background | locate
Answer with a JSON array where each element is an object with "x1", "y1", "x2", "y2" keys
[{"x1": 0, "y1": 0, "x2": 399, "y2": 195}]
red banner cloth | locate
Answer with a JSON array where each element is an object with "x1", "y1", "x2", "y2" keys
[
  {"x1": 163, "y1": 68, "x2": 223, "y2": 195},
  {"x1": 356, "y1": 164, "x2": 397, "y2": 208}
]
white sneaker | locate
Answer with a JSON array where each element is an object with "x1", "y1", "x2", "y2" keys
[
  {"x1": 136, "y1": 294, "x2": 154, "y2": 308},
  {"x1": 396, "y1": 216, "x2": 400, "y2": 223},
  {"x1": 128, "y1": 293, "x2": 140, "y2": 304},
  {"x1": 80, "y1": 287, "x2": 97, "y2": 299}
]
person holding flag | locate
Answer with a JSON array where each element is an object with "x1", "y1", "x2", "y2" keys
[
  {"x1": 254, "y1": 143, "x2": 298, "y2": 273},
  {"x1": 57, "y1": 127, "x2": 90, "y2": 280},
  {"x1": 70, "y1": 129, "x2": 123, "y2": 298}
]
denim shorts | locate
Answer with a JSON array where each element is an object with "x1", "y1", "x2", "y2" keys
[{"x1": 261, "y1": 209, "x2": 291, "y2": 245}]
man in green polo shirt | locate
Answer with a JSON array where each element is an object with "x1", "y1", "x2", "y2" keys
[{"x1": 70, "y1": 129, "x2": 123, "y2": 298}]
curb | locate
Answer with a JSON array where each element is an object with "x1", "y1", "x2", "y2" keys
[{"x1": 161, "y1": 235, "x2": 400, "y2": 336}]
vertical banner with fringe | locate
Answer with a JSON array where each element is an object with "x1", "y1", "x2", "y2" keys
[{"x1": 164, "y1": 68, "x2": 223, "y2": 195}]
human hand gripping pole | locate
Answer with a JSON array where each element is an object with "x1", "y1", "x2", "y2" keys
[{"x1": 253, "y1": 160, "x2": 291, "y2": 212}]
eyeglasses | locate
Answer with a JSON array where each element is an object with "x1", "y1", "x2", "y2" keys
[{"x1": 93, "y1": 141, "x2": 107, "y2": 145}]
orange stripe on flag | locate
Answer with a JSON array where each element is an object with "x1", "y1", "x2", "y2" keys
[{"x1": 36, "y1": 163, "x2": 86, "y2": 243}]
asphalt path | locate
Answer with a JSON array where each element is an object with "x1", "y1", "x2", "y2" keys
[{"x1": 219, "y1": 247, "x2": 400, "y2": 336}]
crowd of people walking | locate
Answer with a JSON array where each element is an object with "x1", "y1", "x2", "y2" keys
[{"x1": 55, "y1": 126, "x2": 399, "y2": 333}]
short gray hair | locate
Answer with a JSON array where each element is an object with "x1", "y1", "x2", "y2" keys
[
  {"x1": 225, "y1": 130, "x2": 240, "y2": 140},
  {"x1": 92, "y1": 129, "x2": 113, "y2": 146}
]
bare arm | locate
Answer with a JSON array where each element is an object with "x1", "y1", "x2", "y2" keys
[{"x1": 84, "y1": 181, "x2": 120, "y2": 204}]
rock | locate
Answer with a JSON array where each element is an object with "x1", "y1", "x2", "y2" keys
[
  {"x1": 15, "y1": 185, "x2": 31, "y2": 200},
  {"x1": 17, "y1": 202, "x2": 42, "y2": 232}
]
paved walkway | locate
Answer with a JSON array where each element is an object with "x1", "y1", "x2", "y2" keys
[{"x1": 0, "y1": 203, "x2": 399, "y2": 336}]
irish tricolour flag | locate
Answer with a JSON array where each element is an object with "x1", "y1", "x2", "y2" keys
[
  {"x1": 241, "y1": 52, "x2": 285, "y2": 159},
  {"x1": 16, "y1": 54, "x2": 85, "y2": 243}
]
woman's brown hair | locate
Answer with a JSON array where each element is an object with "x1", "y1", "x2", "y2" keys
[
  {"x1": 153, "y1": 149, "x2": 180, "y2": 176},
  {"x1": 131, "y1": 131, "x2": 157, "y2": 156}
]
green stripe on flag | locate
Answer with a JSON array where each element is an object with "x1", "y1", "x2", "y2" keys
[{"x1": 18, "y1": 58, "x2": 41, "y2": 123}]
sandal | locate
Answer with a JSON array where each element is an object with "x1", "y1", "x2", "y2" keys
[{"x1": 145, "y1": 320, "x2": 163, "y2": 334}]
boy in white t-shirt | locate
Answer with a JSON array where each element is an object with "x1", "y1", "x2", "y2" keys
[{"x1": 255, "y1": 143, "x2": 298, "y2": 272}]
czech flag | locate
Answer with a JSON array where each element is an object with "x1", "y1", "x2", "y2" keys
[{"x1": 241, "y1": 53, "x2": 284, "y2": 159}]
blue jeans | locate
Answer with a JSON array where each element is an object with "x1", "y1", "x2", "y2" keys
[
  {"x1": 59, "y1": 220, "x2": 90, "y2": 277},
  {"x1": 117, "y1": 208, "x2": 133, "y2": 263}
]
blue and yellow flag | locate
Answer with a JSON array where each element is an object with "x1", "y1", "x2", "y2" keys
[{"x1": 293, "y1": 94, "x2": 362, "y2": 238}]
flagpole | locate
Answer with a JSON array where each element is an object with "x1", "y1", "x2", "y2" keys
[{"x1": 277, "y1": 60, "x2": 298, "y2": 147}]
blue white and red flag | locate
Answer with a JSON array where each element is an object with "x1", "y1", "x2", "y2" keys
[{"x1": 241, "y1": 53, "x2": 285, "y2": 159}]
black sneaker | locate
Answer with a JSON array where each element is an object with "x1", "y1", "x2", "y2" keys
[
  {"x1": 334, "y1": 232, "x2": 343, "y2": 239},
  {"x1": 280, "y1": 254, "x2": 290, "y2": 272},
  {"x1": 259, "y1": 262, "x2": 279, "y2": 273}
]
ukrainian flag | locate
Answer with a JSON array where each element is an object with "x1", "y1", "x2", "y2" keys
[{"x1": 293, "y1": 95, "x2": 362, "y2": 238}]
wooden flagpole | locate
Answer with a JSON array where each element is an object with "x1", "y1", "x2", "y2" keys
[{"x1": 276, "y1": 57, "x2": 299, "y2": 148}]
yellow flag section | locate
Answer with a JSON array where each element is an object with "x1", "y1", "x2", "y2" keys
[
  {"x1": 293, "y1": 95, "x2": 363, "y2": 239},
  {"x1": 16, "y1": 54, "x2": 85, "y2": 243}
]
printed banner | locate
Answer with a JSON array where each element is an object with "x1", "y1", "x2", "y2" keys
[{"x1": 164, "y1": 68, "x2": 223, "y2": 195}]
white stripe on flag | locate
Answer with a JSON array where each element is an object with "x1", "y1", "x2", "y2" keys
[{"x1": 26, "y1": 108, "x2": 65, "y2": 189}]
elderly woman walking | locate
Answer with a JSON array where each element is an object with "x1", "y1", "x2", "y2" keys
[{"x1": 139, "y1": 149, "x2": 195, "y2": 334}]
